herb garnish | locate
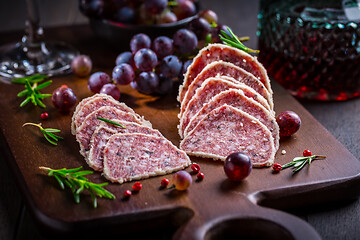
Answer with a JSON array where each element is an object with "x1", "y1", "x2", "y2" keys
[
  {"x1": 12, "y1": 74, "x2": 52, "y2": 108},
  {"x1": 23, "y1": 122, "x2": 63, "y2": 145},
  {"x1": 281, "y1": 155, "x2": 326, "y2": 173},
  {"x1": 39, "y1": 166, "x2": 115, "y2": 208},
  {"x1": 219, "y1": 27, "x2": 259, "y2": 54},
  {"x1": 97, "y1": 117, "x2": 126, "y2": 128}
]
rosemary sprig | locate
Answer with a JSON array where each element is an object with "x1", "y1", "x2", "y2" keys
[
  {"x1": 12, "y1": 74, "x2": 52, "y2": 108},
  {"x1": 40, "y1": 166, "x2": 115, "y2": 208},
  {"x1": 23, "y1": 122, "x2": 63, "y2": 145},
  {"x1": 281, "y1": 155, "x2": 326, "y2": 173},
  {"x1": 219, "y1": 27, "x2": 259, "y2": 54},
  {"x1": 97, "y1": 117, "x2": 126, "y2": 128}
]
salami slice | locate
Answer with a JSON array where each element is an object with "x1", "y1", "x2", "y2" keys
[
  {"x1": 180, "y1": 105, "x2": 275, "y2": 167},
  {"x1": 71, "y1": 94, "x2": 144, "y2": 135},
  {"x1": 179, "y1": 77, "x2": 271, "y2": 138},
  {"x1": 87, "y1": 120, "x2": 163, "y2": 171},
  {"x1": 180, "y1": 61, "x2": 273, "y2": 118},
  {"x1": 178, "y1": 44, "x2": 272, "y2": 102},
  {"x1": 103, "y1": 133, "x2": 191, "y2": 184},
  {"x1": 184, "y1": 89, "x2": 279, "y2": 150},
  {"x1": 76, "y1": 106, "x2": 151, "y2": 157}
]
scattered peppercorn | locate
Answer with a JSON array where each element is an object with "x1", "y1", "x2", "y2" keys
[
  {"x1": 160, "y1": 178, "x2": 169, "y2": 188},
  {"x1": 132, "y1": 182, "x2": 142, "y2": 191},
  {"x1": 40, "y1": 112, "x2": 49, "y2": 120},
  {"x1": 196, "y1": 172, "x2": 204, "y2": 181},
  {"x1": 191, "y1": 163, "x2": 200, "y2": 173},
  {"x1": 303, "y1": 149, "x2": 312, "y2": 157},
  {"x1": 272, "y1": 163, "x2": 282, "y2": 173},
  {"x1": 124, "y1": 190, "x2": 132, "y2": 198}
]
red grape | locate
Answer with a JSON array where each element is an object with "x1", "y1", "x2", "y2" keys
[
  {"x1": 198, "y1": 9, "x2": 218, "y2": 24},
  {"x1": 160, "y1": 55, "x2": 182, "y2": 78},
  {"x1": 134, "y1": 48, "x2": 158, "y2": 72},
  {"x1": 172, "y1": 0, "x2": 196, "y2": 20},
  {"x1": 88, "y1": 72, "x2": 111, "y2": 93},
  {"x1": 224, "y1": 152, "x2": 252, "y2": 181},
  {"x1": 276, "y1": 111, "x2": 301, "y2": 137},
  {"x1": 114, "y1": 7, "x2": 135, "y2": 24},
  {"x1": 158, "y1": 11, "x2": 177, "y2": 24},
  {"x1": 99, "y1": 83, "x2": 120, "y2": 100},
  {"x1": 187, "y1": 17, "x2": 211, "y2": 40},
  {"x1": 132, "y1": 71, "x2": 159, "y2": 95},
  {"x1": 155, "y1": 75, "x2": 173, "y2": 95},
  {"x1": 71, "y1": 55, "x2": 92, "y2": 77},
  {"x1": 172, "y1": 171, "x2": 192, "y2": 191},
  {"x1": 145, "y1": 0, "x2": 168, "y2": 15},
  {"x1": 115, "y1": 51, "x2": 134, "y2": 66},
  {"x1": 112, "y1": 63, "x2": 135, "y2": 85},
  {"x1": 130, "y1": 33, "x2": 151, "y2": 54},
  {"x1": 173, "y1": 29, "x2": 198, "y2": 53},
  {"x1": 152, "y1": 36, "x2": 174, "y2": 59},
  {"x1": 52, "y1": 86, "x2": 77, "y2": 112}
]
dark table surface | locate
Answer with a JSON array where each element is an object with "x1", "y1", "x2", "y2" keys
[{"x1": 1, "y1": 0, "x2": 360, "y2": 239}]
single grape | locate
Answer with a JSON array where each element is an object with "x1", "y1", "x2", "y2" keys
[
  {"x1": 198, "y1": 9, "x2": 218, "y2": 24},
  {"x1": 134, "y1": 48, "x2": 158, "y2": 72},
  {"x1": 276, "y1": 111, "x2": 301, "y2": 137},
  {"x1": 155, "y1": 75, "x2": 173, "y2": 95},
  {"x1": 158, "y1": 11, "x2": 177, "y2": 24},
  {"x1": 99, "y1": 83, "x2": 121, "y2": 100},
  {"x1": 187, "y1": 17, "x2": 211, "y2": 40},
  {"x1": 173, "y1": 29, "x2": 198, "y2": 53},
  {"x1": 52, "y1": 86, "x2": 77, "y2": 112},
  {"x1": 114, "y1": 7, "x2": 135, "y2": 24},
  {"x1": 152, "y1": 36, "x2": 174, "y2": 59},
  {"x1": 130, "y1": 33, "x2": 151, "y2": 54},
  {"x1": 172, "y1": 170, "x2": 192, "y2": 191},
  {"x1": 160, "y1": 55, "x2": 182, "y2": 78},
  {"x1": 71, "y1": 55, "x2": 92, "y2": 77},
  {"x1": 145, "y1": 0, "x2": 168, "y2": 15},
  {"x1": 179, "y1": 59, "x2": 192, "y2": 83},
  {"x1": 224, "y1": 152, "x2": 252, "y2": 181},
  {"x1": 112, "y1": 63, "x2": 135, "y2": 85},
  {"x1": 133, "y1": 71, "x2": 159, "y2": 95},
  {"x1": 172, "y1": 0, "x2": 196, "y2": 20},
  {"x1": 115, "y1": 51, "x2": 134, "y2": 66},
  {"x1": 88, "y1": 72, "x2": 112, "y2": 93}
]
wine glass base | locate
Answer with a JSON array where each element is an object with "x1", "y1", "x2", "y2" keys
[{"x1": 0, "y1": 41, "x2": 78, "y2": 81}]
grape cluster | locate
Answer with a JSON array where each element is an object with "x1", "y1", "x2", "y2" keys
[
  {"x1": 79, "y1": 0, "x2": 198, "y2": 25},
  {"x1": 87, "y1": 8, "x2": 233, "y2": 98}
]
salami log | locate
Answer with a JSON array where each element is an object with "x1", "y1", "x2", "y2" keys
[
  {"x1": 180, "y1": 105, "x2": 275, "y2": 167},
  {"x1": 103, "y1": 133, "x2": 191, "y2": 184},
  {"x1": 178, "y1": 44, "x2": 272, "y2": 102}
]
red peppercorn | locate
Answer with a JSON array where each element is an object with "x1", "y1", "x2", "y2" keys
[
  {"x1": 303, "y1": 149, "x2": 312, "y2": 157},
  {"x1": 197, "y1": 172, "x2": 204, "y2": 181},
  {"x1": 191, "y1": 163, "x2": 200, "y2": 173},
  {"x1": 160, "y1": 178, "x2": 169, "y2": 188},
  {"x1": 61, "y1": 85, "x2": 68, "y2": 88},
  {"x1": 132, "y1": 182, "x2": 142, "y2": 191},
  {"x1": 272, "y1": 163, "x2": 282, "y2": 172},
  {"x1": 124, "y1": 190, "x2": 132, "y2": 198},
  {"x1": 40, "y1": 112, "x2": 49, "y2": 120}
]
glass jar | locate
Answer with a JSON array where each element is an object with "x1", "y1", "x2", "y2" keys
[{"x1": 258, "y1": 0, "x2": 360, "y2": 100}]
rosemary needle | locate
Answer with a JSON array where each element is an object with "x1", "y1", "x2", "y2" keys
[
  {"x1": 97, "y1": 117, "x2": 126, "y2": 128},
  {"x1": 219, "y1": 27, "x2": 259, "y2": 54},
  {"x1": 23, "y1": 122, "x2": 63, "y2": 145}
]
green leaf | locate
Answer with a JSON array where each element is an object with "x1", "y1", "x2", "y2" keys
[
  {"x1": 20, "y1": 97, "x2": 30, "y2": 107},
  {"x1": 54, "y1": 174, "x2": 65, "y2": 189},
  {"x1": 294, "y1": 160, "x2": 305, "y2": 168},
  {"x1": 43, "y1": 133, "x2": 58, "y2": 145},
  {"x1": 293, "y1": 160, "x2": 308, "y2": 173},
  {"x1": 44, "y1": 128, "x2": 61, "y2": 133},
  {"x1": 293, "y1": 157, "x2": 308, "y2": 162},
  {"x1": 36, "y1": 80, "x2": 52, "y2": 90},
  {"x1": 96, "y1": 117, "x2": 126, "y2": 128}
]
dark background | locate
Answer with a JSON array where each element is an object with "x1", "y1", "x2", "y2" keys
[{"x1": 1, "y1": 0, "x2": 360, "y2": 239}]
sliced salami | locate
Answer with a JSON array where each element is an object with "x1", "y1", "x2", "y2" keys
[
  {"x1": 184, "y1": 89, "x2": 279, "y2": 151},
  {"x1": 180, "y1": 105, "x2": 275, "y2": 167},
  {"x1": 76, "y1": 106, "x2": 151, "y2": 157},
  {"x1": 178, "y1": 44, "x2": 272, "y2": 102},
  {"x1": 180, "y1": 61, "x2": 273, "y2": 118},
  {"x1": 71, "y1": 94, "x2": 144, "y2": 135},
  {"x1": 87, "y1": 120, "x2": 163, "y2": 171},
  {"x1": 103, "y1": 133, "x2": 191, "y2": 184},
  {"x1": 179, "y1": 77, "x2": 271, "y2": 138}
]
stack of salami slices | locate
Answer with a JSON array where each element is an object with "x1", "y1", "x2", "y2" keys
[
  {"x1": 178, "y1": 44, "x2": 279, "y2": 167},
  {"x1": 71, "y1": 94, "x2": 191, "y2": 184}
]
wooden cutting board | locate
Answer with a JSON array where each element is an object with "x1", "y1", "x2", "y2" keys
[{"x1": 0, "y1": 74, "x2": 359, "y2": 240}]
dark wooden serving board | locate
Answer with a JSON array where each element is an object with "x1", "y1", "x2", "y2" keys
[{"x1": 1, "y1": 73, "x2": 360, "y2": 240}]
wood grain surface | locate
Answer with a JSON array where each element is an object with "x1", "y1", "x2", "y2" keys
[{"x1": 1, "y1": 0, "x2": 360, "y2": 239}]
